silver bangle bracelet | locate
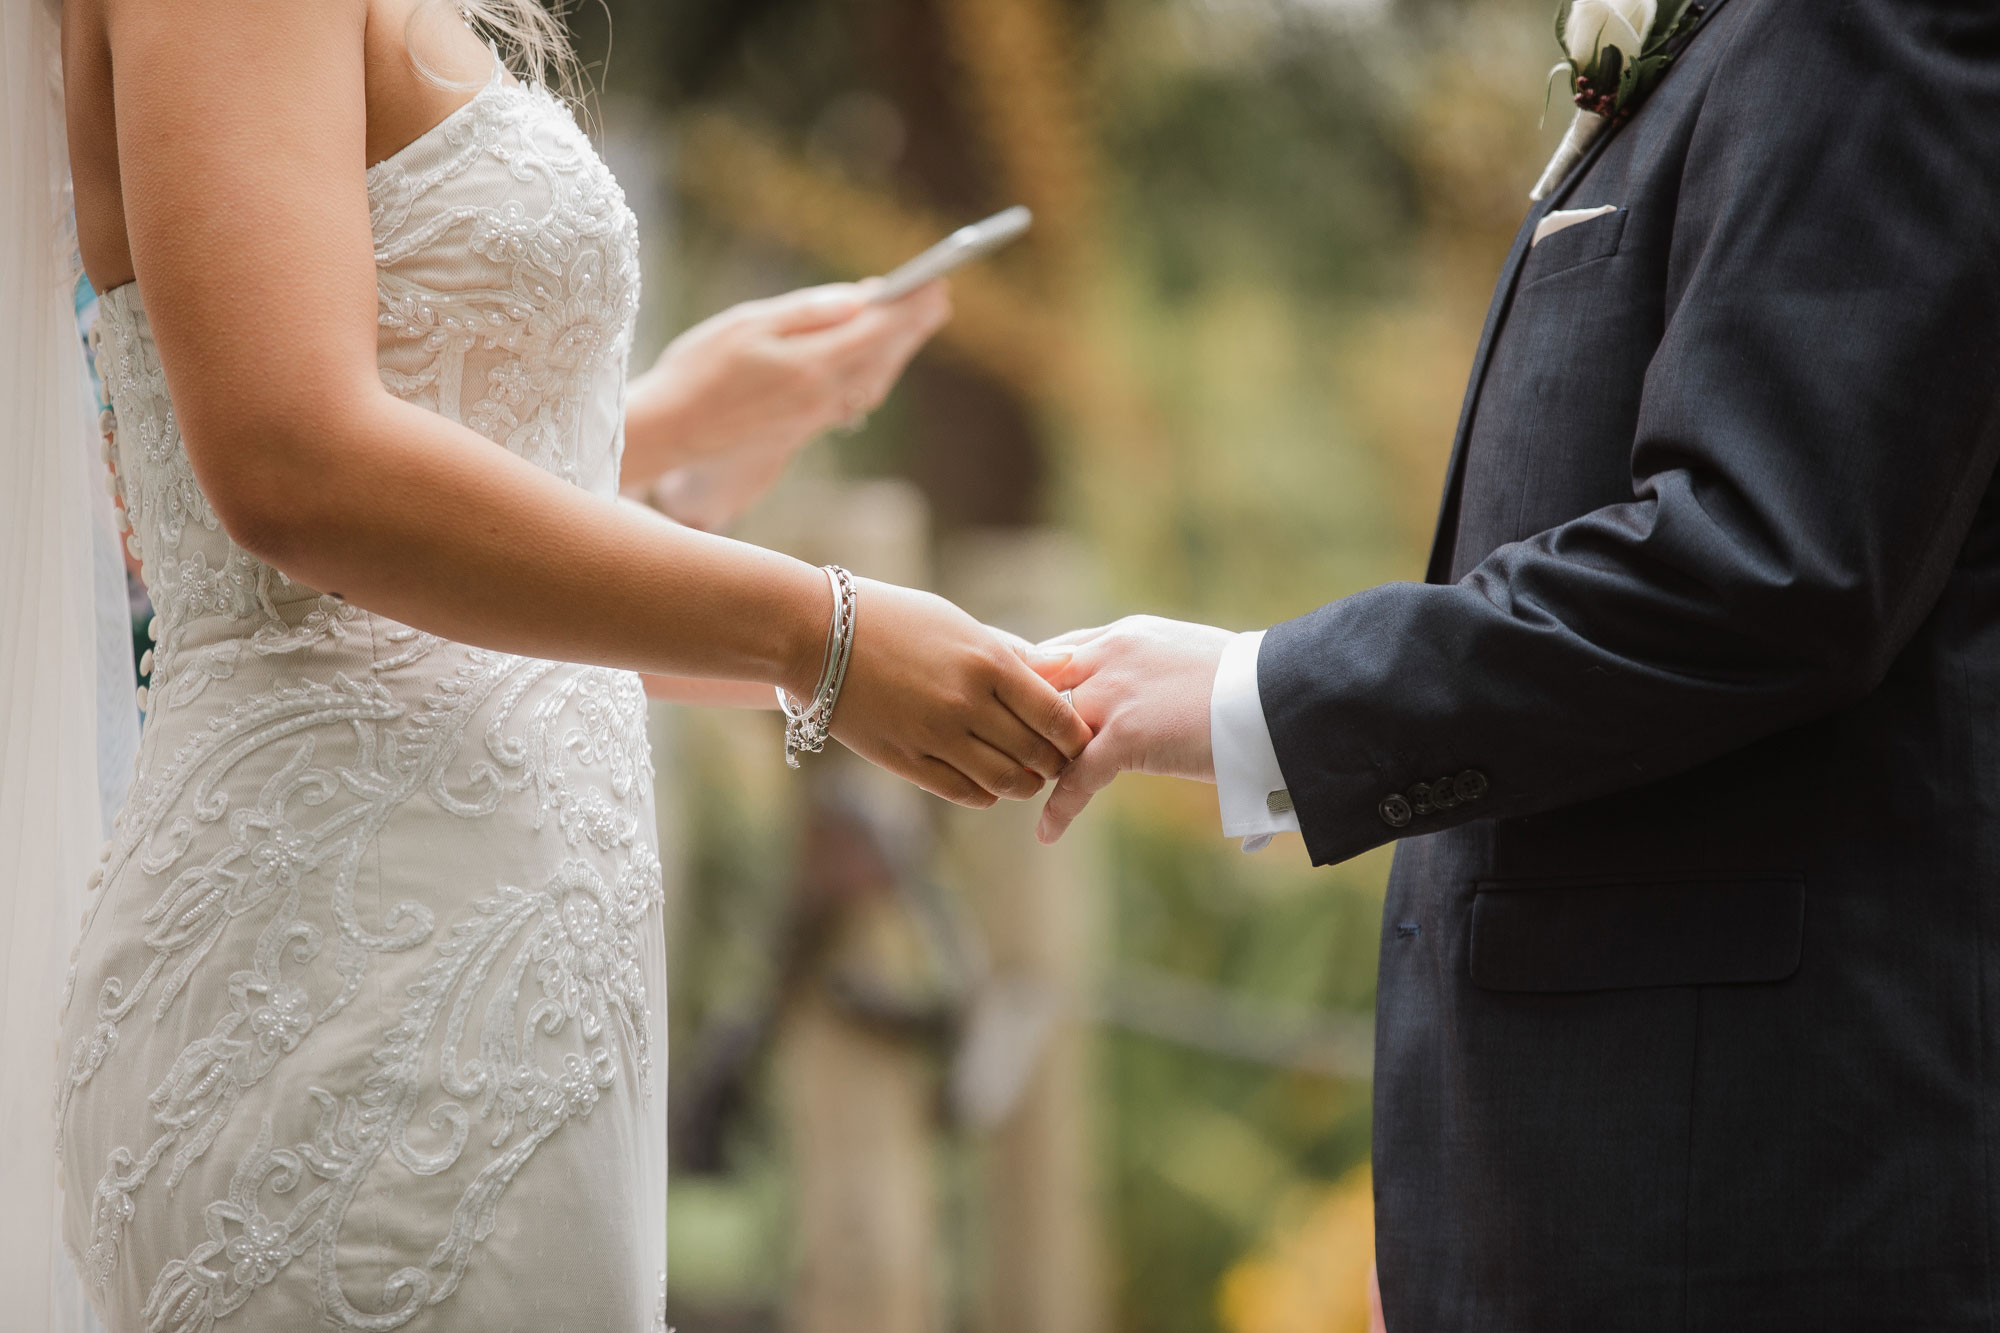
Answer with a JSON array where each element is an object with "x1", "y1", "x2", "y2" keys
[{"x1": 777, "y1": 565, "x2": 857, "y2": 769}]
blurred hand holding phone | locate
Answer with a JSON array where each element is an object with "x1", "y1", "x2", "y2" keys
[{"x1": 636, "y1": 209, "x2": 1028, "y2": 531}]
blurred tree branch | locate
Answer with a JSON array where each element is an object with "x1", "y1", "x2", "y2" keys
[
  {"x1": 935, "y1": 0, "x2": 1102, "y2": 291},
  {"x1": 673, "y1": 0, "x2": 1194, "y2": 588},
  {"x1": 680, "y1": 113, "x2": 1074, "y2": 400}
]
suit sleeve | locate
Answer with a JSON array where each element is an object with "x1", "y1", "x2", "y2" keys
[{"x1": 1261, "y1": 0, "x2": 2000, "y2": 866}]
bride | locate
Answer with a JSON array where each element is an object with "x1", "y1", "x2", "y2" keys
[{"x1": 19, "y1": 0, "x2": 1091, "y2": 1328}]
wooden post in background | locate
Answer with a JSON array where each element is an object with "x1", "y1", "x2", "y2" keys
[
  {"x1": 749, "y1": 481, "x2": 940, "y2": 1333},
  {"x1": 941, "y1": 529, "x2": 1108, "y2": 1333}
]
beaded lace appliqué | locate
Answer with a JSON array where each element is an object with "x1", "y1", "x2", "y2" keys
[{"x1": 61, "y1": 75, "x2": 659, "y2": 1331}]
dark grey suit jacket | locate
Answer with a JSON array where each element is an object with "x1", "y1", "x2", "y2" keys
[{"x1": 1258, "y1": 0, "x2": 2000, "y2": 1326}]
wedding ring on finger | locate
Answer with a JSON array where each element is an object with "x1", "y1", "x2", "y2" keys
[
  {"x1": 1060, "y1": 690, "x2": 1074, "y2": 708},
  {"x1": 835, "y1": 387, "x2": 871, "y2": 435}
]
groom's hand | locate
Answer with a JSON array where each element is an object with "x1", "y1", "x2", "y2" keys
[{"x1": 1028, "y1": 617, "x2": 1232, "y2": 843}]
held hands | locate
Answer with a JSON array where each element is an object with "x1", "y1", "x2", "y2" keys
[
  {"x1": 1027, "y1": 616, "x2": 1231, "y2": 843},
  {"x1": 626, "y1": 281, "x2": 951, "y2": 531},
  {"x1": 829, "y1": 578, "x2": 1095, "y2": 809}
]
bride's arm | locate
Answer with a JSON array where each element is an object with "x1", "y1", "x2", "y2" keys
[
  {"x1": 619, "y1": 287, "x2": 948, "y2": 689},
  {"x1": 101, "y1": 0, "x2": 1089, "y2": 806}
]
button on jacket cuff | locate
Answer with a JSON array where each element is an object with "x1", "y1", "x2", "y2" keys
[
  {"x1": 1258, "y1": 589, "x2": 1507, "y2": 867},
  {"x1": 1211, "y1": 629, "x2": 1301, "y2": 851}
]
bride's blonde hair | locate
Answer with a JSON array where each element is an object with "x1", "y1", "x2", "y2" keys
[{"x1": 406, "y1": 0, "x2": 584, "y2": 102}]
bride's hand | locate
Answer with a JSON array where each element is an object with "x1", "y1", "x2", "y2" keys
[
  {"x1": 625, "y1": 281, "x2": 951, "y2": 529},
  {"x1": 829, "y1": 578, "x2": 1095, "y2": 808}
]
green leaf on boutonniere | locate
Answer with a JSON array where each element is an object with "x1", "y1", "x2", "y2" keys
[
  {"x1": 1557, "y1": 0, "x2": 1703, "y2": 123},
  {"x1": 1530, "y1": 0, "x2": 1703, "y2": 199}
]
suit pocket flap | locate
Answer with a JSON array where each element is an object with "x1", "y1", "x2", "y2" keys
[
  {"x1": 1518, "y1": 206, "x2": 1627, "y2": 287},
  {"x1": 1469, "y1": 874, "x2": 1804, "y2": 993}
]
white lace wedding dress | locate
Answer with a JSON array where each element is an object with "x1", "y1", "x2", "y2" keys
[{"x1": 55, "y1": 67, "x2": 668, "y2": 1332}]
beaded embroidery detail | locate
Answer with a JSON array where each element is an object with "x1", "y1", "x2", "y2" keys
[{"x1": 60, "y1": 72, "x2": 661, "y2": 1331}]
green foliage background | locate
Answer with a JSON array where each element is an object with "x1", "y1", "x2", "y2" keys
[{"x1": 569, "y1": 1, "x2": 1565, "y2": 1327}]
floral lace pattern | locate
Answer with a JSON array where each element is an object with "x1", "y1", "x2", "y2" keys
[{"x1": 59, "y1": 72, "x2": 666, "y2": 1331}]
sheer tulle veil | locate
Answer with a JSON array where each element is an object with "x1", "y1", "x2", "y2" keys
[{"x1": 3, "y1": 0, "x2": 126, "y2": 1327}]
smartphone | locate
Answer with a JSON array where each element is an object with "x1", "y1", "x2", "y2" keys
[{"x1": 870, "y1": 206, "x2": 1033, "y2": 303}]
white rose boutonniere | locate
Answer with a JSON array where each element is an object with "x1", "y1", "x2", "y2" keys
[{"x1": 1530, "y1": 0, "x2": 1706, "y2": 200}]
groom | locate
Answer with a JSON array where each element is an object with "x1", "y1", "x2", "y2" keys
[{"x1": 1034, "y1": 0, "x2": 2000, "y2": 1326}]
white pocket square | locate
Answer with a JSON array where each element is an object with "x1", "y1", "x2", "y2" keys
[{"x1": 1532, "y1": 204, "x2": 1619, "y2": 247}]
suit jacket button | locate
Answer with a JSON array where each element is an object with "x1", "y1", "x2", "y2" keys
[
  {"x1": 1379, "y1": 794, "x2": 1413, "y2": 828},
  {"x1": 1407, "y1": 783, "x2": 1434, "y2": 816},
  {"x1": 1431, "y1": 777, "x2": 1460, "y2": 810},
  {"x1": 1454, "y1": 769, "x2": 1488, "y2": 802}
]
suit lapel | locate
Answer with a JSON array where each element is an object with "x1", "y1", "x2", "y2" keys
[{"x1": 1421, "y1": 0, "x2": 1736, "y2": 585}]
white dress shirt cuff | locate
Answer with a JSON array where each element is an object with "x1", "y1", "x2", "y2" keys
[{"x1": 1210, "y1": 630, "x2": 1301, "y2": 853}]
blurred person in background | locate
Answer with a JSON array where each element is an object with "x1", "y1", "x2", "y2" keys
[
  {"x1": 6, "y1": 0, "x2": 1092, "y2": 1328},
  {"x1": 1034, "y1": 0, "x2": 2000, "y2": 1327}
]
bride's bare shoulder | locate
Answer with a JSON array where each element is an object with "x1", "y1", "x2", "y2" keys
[
  {"x1": 67, "y1": 0, "x2": 491, "y2": 293},
  {"x1": 66, "y1": 0, "x2": 370, "y2": 292}
]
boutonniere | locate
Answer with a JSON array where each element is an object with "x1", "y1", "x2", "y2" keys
[{"x1": 1530, "y1": 0, "x2": 1705, "y2": 200}]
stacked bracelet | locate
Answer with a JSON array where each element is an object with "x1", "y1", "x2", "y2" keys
[{"x1": 777, "y1": 565, "x2": 857, "y2": 769}]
